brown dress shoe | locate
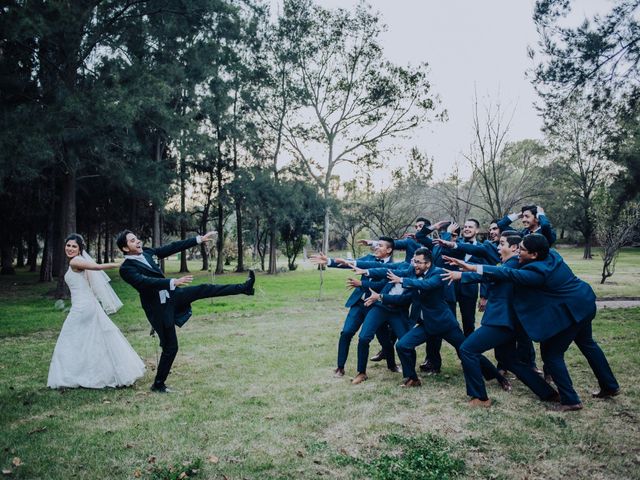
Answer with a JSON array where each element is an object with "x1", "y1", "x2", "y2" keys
[
  {"x1": 333, "y1": 367, "x2": 345, "y2": 378},
  {"x1": 592, "y1": 388, "x2": 620, "y2": 398},
  {"x1": 468, "y1": 398, "x2": 492, "y2": 408},
  {"x1": 553, "y1": 403, "x2": 584, "y2": 412},
  {"x1": 351, "y1": 373, "x2": 368, "y2": 384},
  {"x1": 543, "y1": 391, "x2": 561, "y2": 403},
  {"x1": 400, "y1": 378, "x2": 422, "y2": 388}
]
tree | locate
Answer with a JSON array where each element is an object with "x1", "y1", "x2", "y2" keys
[
  {"x1": 462, "y1": 94, "x2": 548, "y2": 220},
  {"x1": 546, "y1": 99, "x2": 617, "y2": 258},
  {"x1": 280, "y1": 0, "x2": 443, "y2": 253},
  {"x1": 595, "y1": 195, "x2": 640, "y2": 284},
  {"x1": 531, "y1": 0, "x2": 640, "y2": 202}
]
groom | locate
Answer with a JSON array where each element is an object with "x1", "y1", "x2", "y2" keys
[{"x1": 116, "y1": 230, "x2": 255, "y2": 393}]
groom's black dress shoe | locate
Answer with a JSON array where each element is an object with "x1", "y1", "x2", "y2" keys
[
  {"x1": 245, "y1": 270, "x2": 255, "y2": 296},
  {"x1": 150, "y1": 384, "x2": 174, "y2": 393}
]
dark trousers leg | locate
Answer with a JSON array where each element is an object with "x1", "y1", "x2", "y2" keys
[
  {"x1": 461, "y1": 326, "x2": 557, "y2": 401},
  {"x1": 540, "y1": 324, "x2": 582, "y2": 405},
  {"x1": 153, "y1": 321, "x2": 178, "y2": 386},
  {"x1": 174, "y1": 283, "x2": 246, "y2": 308},
  {"x1": 358, "y1": 308, "x2": 394, "y2": 374},
  {"x1": 337, "y1": 303, "x2": 368, "y2": 369},
  {"x1": 458, "y1": 296, "x2": 477, "y2": 337},
  {"x1": 424, "y1": 301, "x2": 455, "y2": 363},
  {"x1": 516, "y1": 335, "x2": 537, "y2": 369},
  {"x1": 396, "y1": 325, "x2": 429, "y2": 380},
  {"x1": 573, "y1": 318, "x2": 619, "y2": 392},
  {"x1": 375, "y1": 323, "x2": 397, "y2": 367},
  {"x1": 441, "y1": 325, "x2": 502, "y2": 382}
]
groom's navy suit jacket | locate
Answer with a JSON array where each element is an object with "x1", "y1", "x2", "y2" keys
[
  {"x1": 120, "y1": 237, "x2": 198, "y2": 329},
  {"x1": 481, "y1": 250, "x2": 596, "y2": 342}
]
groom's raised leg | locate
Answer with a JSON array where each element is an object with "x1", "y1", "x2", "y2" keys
[{"x1": 174, "y1": 271, "x2": 255, "y2": 307}]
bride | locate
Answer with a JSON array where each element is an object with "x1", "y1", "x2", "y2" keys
[{"x1": 47, "y1": 234, "x2": 145, "y2": 389}]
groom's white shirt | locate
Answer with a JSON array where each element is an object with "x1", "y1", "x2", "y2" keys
[
  {"x1": 124, "y1": 254, "x2": 175, "y2": 304},
  {"x1": 124, "y1": 236, "x2": 203, "y2": 304}
]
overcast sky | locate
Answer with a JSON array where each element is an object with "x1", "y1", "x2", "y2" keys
[{"x1": 270, "y1": 0, "x2": 608, "y2": 183}]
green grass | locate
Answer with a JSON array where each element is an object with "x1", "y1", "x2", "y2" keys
[{"x1": 0, "y1": 247, "x2": 639, "y2": 479}]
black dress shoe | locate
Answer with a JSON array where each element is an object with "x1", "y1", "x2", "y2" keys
[
  {"x1": 150, "y1": 384, "x2": 174, "y2": 393},
  {"x1": 592, "y1": 388, "x2": 620, "y2": 398},
  {"x1": 245, "y1": 270, "x2": 255, "y2": 295},
  {"x1": 419, "y1": 359, "x2": 440, "y2": 374},
  {"x1": 388, "y1": 365, "x2": 402, "y2": 373},
  {"x1": 370, "y1": 350, "x2": 386, "y2": 362}
]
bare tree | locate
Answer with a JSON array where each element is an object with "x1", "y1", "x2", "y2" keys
[
  {"x1": 280, "y1": 0, "x2": 443, "y2": 253},
  {"x1": 595, "y1": 199, "x2": 640, "y2": 284},
  {"x1": 463, "y1": 94, "x2": 546, "y2": 220}
]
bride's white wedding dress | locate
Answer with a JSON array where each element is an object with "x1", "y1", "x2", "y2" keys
[{"x1": 47, "y1": 267, "x2": 145, "y2": 388}]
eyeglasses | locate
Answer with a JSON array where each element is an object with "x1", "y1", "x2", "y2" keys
[{"x1": 413, "y1": 260, "x2": 428, "y2": 265}]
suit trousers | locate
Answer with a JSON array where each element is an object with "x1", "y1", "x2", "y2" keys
[
  {"x1": 496, "y1": 331, "x2": 538, "y2": 371},
  {"x1": 337, "y1": 302, "x2": 370, "y2": 369},
  {"x1": 423, "y1": 301, "x2": 456, "y2": 368},
  {"x1": 460, "y1": 325, "x2": 557, "y2": 401},
  {"x1": 153, "y1": 282, "x2": 248, "y2": 386},
  {"x1": 357, "y1": 307, "x2": 411, "y2": 373},
  {"x1": 396, "y1": 323, "x2": 501, "y2": 386},
  {"x1": 541, "y1": 317, "x2": 619, "y2": 405}
]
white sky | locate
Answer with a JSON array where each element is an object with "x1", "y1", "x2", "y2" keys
[{"x1": 270, "y1": 0, "x2": 610, "y2": 184}]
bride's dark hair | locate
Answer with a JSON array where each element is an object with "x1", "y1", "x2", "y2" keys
[{"x1": 65, "y1": 233, "x2": 85, "y2": 254}]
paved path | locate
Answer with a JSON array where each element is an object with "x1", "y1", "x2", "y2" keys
[{"x1": 596, "y1": 299, "x2": 640, "y2": 309}]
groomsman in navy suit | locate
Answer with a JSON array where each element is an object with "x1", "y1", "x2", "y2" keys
[
  {"x1": 440, "y1": 233, "x2": 559, "y2": 407},
  {"x1": 497, "y1": 205, "x2": 557, "y2": 246},
  {"x1": 309, "y1": 237, "x2": 398, "y2": 378},
  {"x1": 435, "y1": 223, "x2": 539, "y2": 373},
  {"x1": 467, "y1": 234, "x2": 619, "y2": 411},
  {"x1": 362, "y1": 248, "x2": 508, "y2": 393}
]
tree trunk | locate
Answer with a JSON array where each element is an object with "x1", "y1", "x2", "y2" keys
[
  {"x1": 268, "y1": 222, "x2": 277, "y2": 274},
  {"x1": 16, "y1": 238, "x2": 25, "y2": 268},
  {"x1": 215, "y1": 204, "x2": 224, "y2": 274},
  {"x1": 583, "y1": 240, "x2": 592, "y2": 260},
  {"x1": 96, "y1": 229, "x2": 102, "y2": 264},
  {"x1": 179, "y1": 157, "x2": 189, "y2": 273},
  {"x1": 27, "y1": 232, "x2": 38, "y2": 272},
  {"x1": 235, "y1": 200, "x2": 245, "y2": 272},
  {"x1": 103, "y1": 220, "x2": 110, "y2": 264},
  {"x1": 55, "y1": 167, "x2": 77, "y2": 298},
  {"x1": 40, "y1": 198, "x2": 55, "y2": 282},
  {"x1": 0, "y1": 238, "x2": 14, "y2": 275},
  {"x1": 322, "y1": 209, "x2": 330, "y2": 254}
]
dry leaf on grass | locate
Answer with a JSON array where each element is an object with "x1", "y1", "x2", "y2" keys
[
  {"x1": 207, "y1": 455, "x2": 219, "y2": 464},
  {"x1": 10, "y1": 459, "x2": 20, "y2": 468},
  {"x1": 133, "y1": 469, "x2": 142, "y2": 478},
  {"x1": 147, "y1": 455, "x2": 156, "y2": 464}
]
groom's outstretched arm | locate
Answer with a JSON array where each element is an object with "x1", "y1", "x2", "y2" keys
[{"x1": 148, "y1": 237, "x2": 199, "y2": 259}]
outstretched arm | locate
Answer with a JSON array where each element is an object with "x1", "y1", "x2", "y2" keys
[
  {"x1": 481, "y1": 264, "x2": 545, "y2": 287},
  {"x1": 70, "y1": 257, "x2": 119, "y2": 271},
  {"x1": 150, "y1": 237, "x2": 200, "y2": 259}
]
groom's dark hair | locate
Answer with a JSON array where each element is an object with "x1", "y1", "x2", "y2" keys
[{"x1": 116, "y1": 230, "x2": 133, "y2": 253}]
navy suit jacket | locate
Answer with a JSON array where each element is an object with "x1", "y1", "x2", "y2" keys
[
  {"x1": 120, "y1": 237, "x2": 198, "y2": 328},
  {"x1": 481, "y1": 250, "x2": 596, "y2": 342},
  {"x1": 497, "y1": 213, "x2": 557, "y2": 246},
  {"x1": 461, "y1": 256, "x2": 519, "y2": 329},
  {"x1": 415, "y1": 228, "x2": 457, "y2": 303},
  {"x1": 441, "y1": 239, "x2": 489, "y2": 299},
  {"x1": 392, "y1": 237, "x2": 423, "y2": 264},
  {"x1": 368, "y1": 265, "x2": 459, "y2": 336},
  {"x1": 455, "y1": 240, "x2": 501, "y2": 265},
  {"x1": 329, "y1": 254, "x2": 386, "y2": 307}
]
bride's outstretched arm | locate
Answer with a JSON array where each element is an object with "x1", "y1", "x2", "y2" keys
[{"x1": 69, "y1": 256, "x2": 120, "y2": 271}]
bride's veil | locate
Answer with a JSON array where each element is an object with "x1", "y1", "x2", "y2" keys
[{"x1": 81, "y1": 251, "x2": 124, "y2": 314}]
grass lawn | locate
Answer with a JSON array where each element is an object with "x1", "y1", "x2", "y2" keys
[{"x1": 0, "y1": 247, "x2": 639, "y2": 479}]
